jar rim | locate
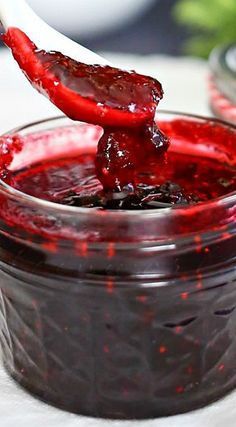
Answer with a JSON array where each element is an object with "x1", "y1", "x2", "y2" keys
[{"x1": 1, "y1": 110, "x2": 236, "y2": 220}]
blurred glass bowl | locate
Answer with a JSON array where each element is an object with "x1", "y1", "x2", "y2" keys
[
  {"x1": 28, "y1": 0, "x2": 156, "y2": 38},
  {"x1": 209, "y1": 44, "x2": 236, "y2": 125}
]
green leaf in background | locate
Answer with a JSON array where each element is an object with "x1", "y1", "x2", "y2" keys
[{"x1": 174, "y1": 0, "x2": 236, "y2": 57}]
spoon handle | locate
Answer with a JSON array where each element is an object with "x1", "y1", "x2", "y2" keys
[
  {"x1": 0, "y1": 0, "x2": 37, "y2": 30},
  {"x1": 0, "y1": 0, "x2": 110, "y2": 65}
]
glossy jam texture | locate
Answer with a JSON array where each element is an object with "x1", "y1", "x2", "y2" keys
[
  {"x1": 0, "y1": 135, "x2": 23, "y2": 178},
  {"x1": 96, "y1": 124, "x2": 169, "y2": 191},
  {"x1": 4, "y1": 119, "x2": 236, "y2": 209},
  {"x1": 36, "y1": 51, "x2": 162, "y2": 115},
  {"x1": 3, "y1": 28, "x2": 163, "y2": 127},
  {"x1": 3, "y1": 28, "x2": 170, "y2": 192},
  {"x1": 3, "y1": 28, "x2": 236, "y2": 205}
]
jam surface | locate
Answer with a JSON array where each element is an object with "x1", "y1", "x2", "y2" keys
[{"x1": 4, "y1": 119, "x2": 236, "y2": 209}]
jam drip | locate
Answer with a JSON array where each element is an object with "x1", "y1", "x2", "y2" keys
[
  {"x1": 3, "y1": 28, "x2": 169, "y2": 195},
  {"x1": 96, "y1": 123, "x2": 169, "y2": 191}
]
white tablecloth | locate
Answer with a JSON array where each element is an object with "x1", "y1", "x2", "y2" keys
[{"x1": 1, "y1": 49, "x2": 235, "y2": 427}]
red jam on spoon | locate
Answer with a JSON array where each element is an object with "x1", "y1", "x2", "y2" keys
[
  {"x1": 3, "y1": 28, "x2": 163, "y2": 128},
  {"x1": 3, "y1": 27, "x2": 170, "y2": 193},
  {"x1": 2, "y1": 28, "x2": 236, "y2": 206}
]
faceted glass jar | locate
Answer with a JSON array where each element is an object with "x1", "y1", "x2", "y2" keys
[{"x1": 0, "y1": 113, "x2": 236, "y2": 419}]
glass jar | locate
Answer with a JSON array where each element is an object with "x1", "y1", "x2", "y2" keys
[
  {"x1": 0, "y1": 113, "x2": 235, "y2": 419},
  {"x1": 209, "y1": 44, "x2": 236, "y2": 125}
]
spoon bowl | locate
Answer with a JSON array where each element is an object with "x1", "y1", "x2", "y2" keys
[{"x1": 0, "y1": 0, "x2": 161, "y2": 128}]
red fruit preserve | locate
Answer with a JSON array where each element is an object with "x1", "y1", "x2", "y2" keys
[
  {"x1": 5, "y1": 119, "x2": 236, "y2": 207},
  {"x1": 0, "y1": 27, "x2": 236, "y2": 421},
  {"x1": 0, "y1": 114, "x2": 236, "y2": 420},
  {"x1": 3, "y1": 27, "x2": 169, "y2": 192},
  {"x1": 3, "y1": 28, "x2": 162, "y2": 128}
]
